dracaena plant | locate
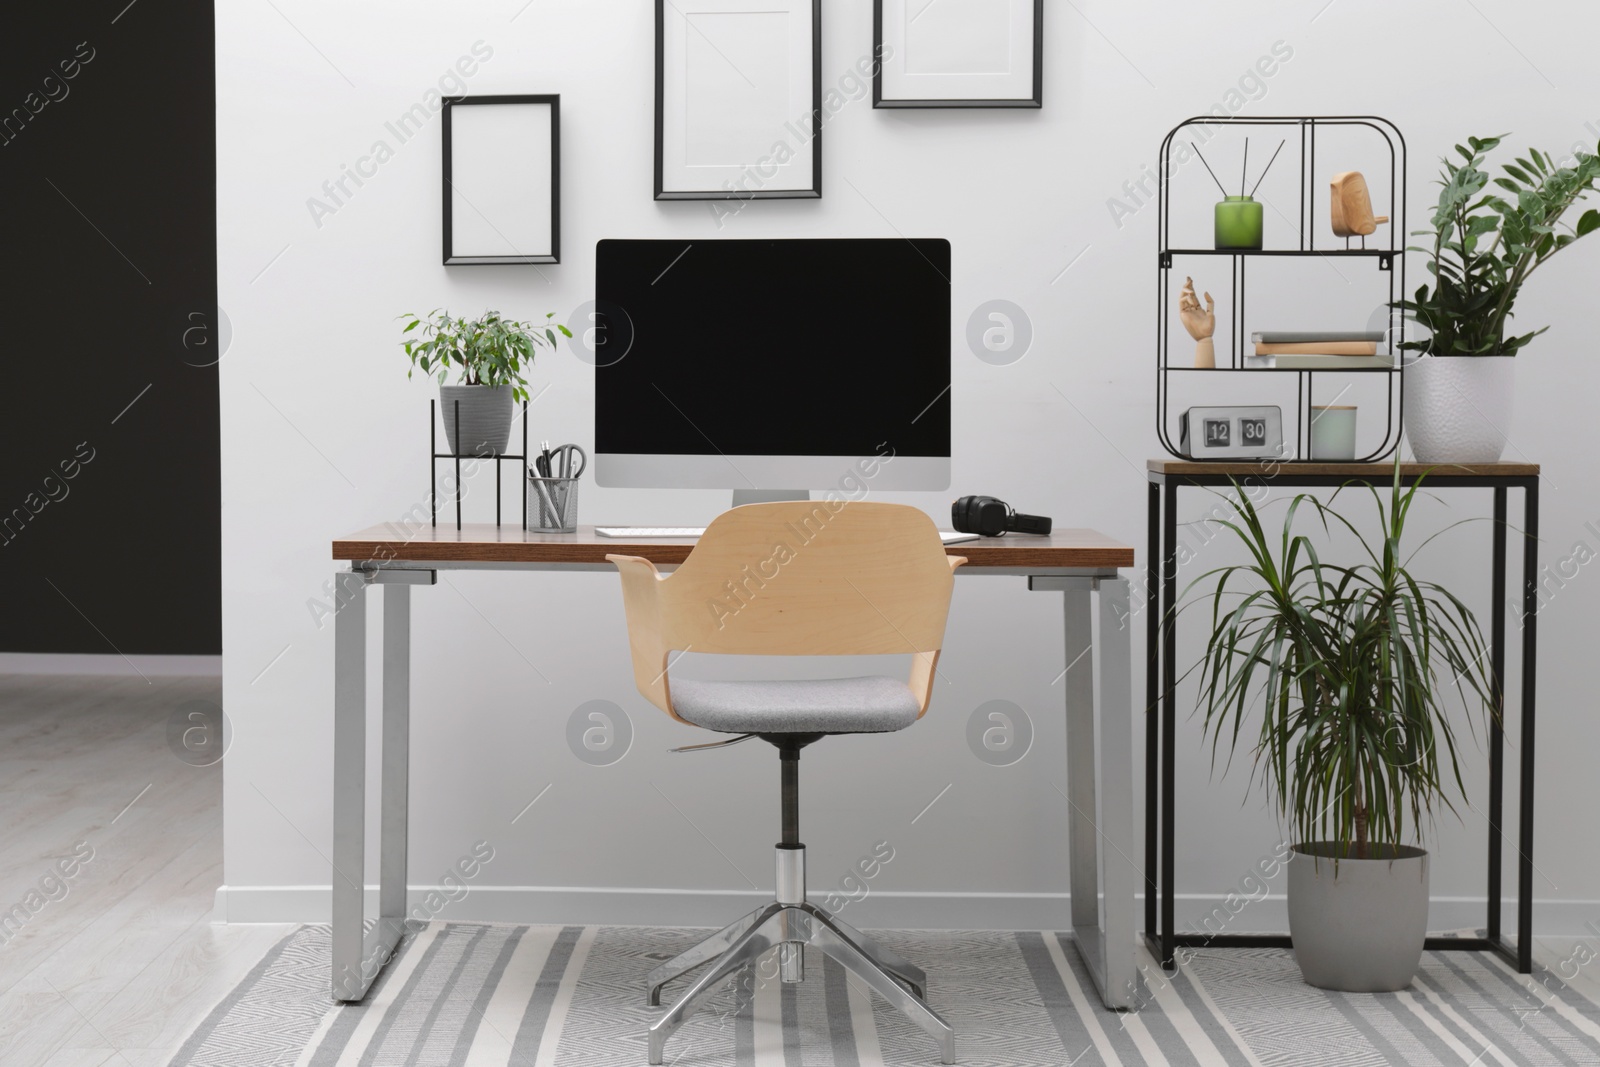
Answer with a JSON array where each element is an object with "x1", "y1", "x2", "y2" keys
[
  {"x1": 1394, "y1": 135, "x2": 1600, "y2": 357},
  {"x1": 399, "y1": 309, "x2": 571, "y2": 404},
  {"x1": 1176, "y1": 467, "x2": 1495, "y2": 859}
]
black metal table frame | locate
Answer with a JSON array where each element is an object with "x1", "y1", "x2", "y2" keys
[{"x1": 1145, "y1": 468, "x2": 1539, "y2": 972}]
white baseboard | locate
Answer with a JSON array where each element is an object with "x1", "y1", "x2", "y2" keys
[
  {"x1": 212, "y1": 885, "x2": 1076, "y2": 928},
  {"x1": 212, "y1": 885, "x2": 1600, "y2": 938},
  {"x1": 1173, "y1": 895, "x2": 1599, "y2": 940},
  {"x1": 215, "y1": 885, "x2": 785, "y2": 927},
  {"x1": 0, "y1": 653, "x2": 222, "y2": 676}
]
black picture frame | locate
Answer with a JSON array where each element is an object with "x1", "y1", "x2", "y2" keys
[
  {"x1": 873, "y1": 0, "x2": 1042, "y2": 109},
  {"x1": 441, "y1": 94, "x2": 560, "y2": 265},
  {"x1": 654, "y1": 0, "x2": 822, "y2": 201}
]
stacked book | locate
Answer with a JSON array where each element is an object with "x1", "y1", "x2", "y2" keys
[{"x1": 1245, "y1": 331, "x2": 1392, "y2": 370}]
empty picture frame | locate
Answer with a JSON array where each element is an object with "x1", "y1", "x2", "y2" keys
[
  {"x1": 655, "y1": 0, "x2": 821, "y2": 200},
  {"x1": 874, "y1": 0, "x2": 1042, "y2": 108},
  {"x1": 441, "y1": 95, "x2": 560, "y2": 264}
]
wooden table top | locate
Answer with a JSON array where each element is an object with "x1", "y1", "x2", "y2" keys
[
  {"x1": 1147, "y1": 459, "x2": 1540, "y2": 478},
  {"x1": 333, "y1": 522, "x2": 1135, "y2": 569}
]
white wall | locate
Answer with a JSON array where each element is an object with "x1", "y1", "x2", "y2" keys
[{"x1": 217, "y1": 0, "x2": 1600, "y2": 933}]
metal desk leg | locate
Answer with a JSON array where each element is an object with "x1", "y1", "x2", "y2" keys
[
  {"x1": 1062, "y1": 580, "x2": 1100, "y2": 983},
  {"x1": 332, "y1": 571, "x2": 373, "y2": 1000},
  {"x1": 1095, "y1": 577, "x2": 1137, "y2": 1007},
  {"x1": 332, "y1": 571, "x2": 426, "y2": 1001},
  {"x1": 1043, "y1": 575, "x2": 1136, "y2": 1009},
  {"x1": 377, "y1": 584, "x2": 412, "y2": 959}
]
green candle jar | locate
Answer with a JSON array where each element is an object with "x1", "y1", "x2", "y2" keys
[{"x1": 1215, "y1": 195, "x2": 1263, "y2": 250}]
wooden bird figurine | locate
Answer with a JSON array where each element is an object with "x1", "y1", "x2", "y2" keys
[{"x1": 1330, "y1": 171, "x2": 1389, "y2": 246}]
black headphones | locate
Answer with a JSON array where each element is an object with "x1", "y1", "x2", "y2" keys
[{"x1": 951, "y1": 496, "x2": 1053, "y2": 537}]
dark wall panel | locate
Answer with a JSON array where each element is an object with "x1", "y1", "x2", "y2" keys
[{"x1": 0, "y1": 1, "x2": 219, "y2": 654}]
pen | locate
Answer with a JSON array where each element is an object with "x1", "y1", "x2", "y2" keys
[{"x1": 530, "y1": 467, "x2": 558, "y2": 526}]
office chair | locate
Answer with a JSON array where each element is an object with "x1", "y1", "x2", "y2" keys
[{"x1": 607, "y1": 501, "x2": 964, "y2": 1065}]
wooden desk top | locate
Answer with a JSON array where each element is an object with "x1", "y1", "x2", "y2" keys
[
  {"x1": 333, "y1": 523, "x2": 1134, "y2": 569},
  {"x1": 1148, "y1": 459, "x2": 1540, "y2": 478}
]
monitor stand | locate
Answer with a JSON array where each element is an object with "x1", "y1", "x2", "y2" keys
[{"x1": 732, "y1": 489, "x2": 809, "y2": 508}]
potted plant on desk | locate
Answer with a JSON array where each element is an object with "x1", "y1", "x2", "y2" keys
[
  {"x1": 1179, "y1": 467, "x2": 1495, "y2": 991},
  {"x1": 400, "y1": 308, "x2": 570, "y2": 456},
  {"x1": 1396, "y1": 134, "x2": 1600, "y2": 462}
]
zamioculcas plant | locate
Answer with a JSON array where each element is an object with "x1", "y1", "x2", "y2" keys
[{"x1": 1396, "y1": 135, "x2": 1600, "y2": 358}]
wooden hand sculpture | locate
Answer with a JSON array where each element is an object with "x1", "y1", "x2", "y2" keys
[{"x1": 1179, "y1": 276, "x2": 1216, "y2": 369}]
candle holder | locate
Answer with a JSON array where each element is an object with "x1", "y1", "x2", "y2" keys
[{"x1": 1215, "y1": 195, "x2": 1264, "y2": 250}]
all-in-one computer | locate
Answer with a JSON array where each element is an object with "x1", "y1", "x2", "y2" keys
[{"x1": 592, "y1": 237, "x2": 952, "y2": 508}]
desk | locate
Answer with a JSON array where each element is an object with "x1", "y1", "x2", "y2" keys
[
  {"x1": 329, "y1": 522, "x2": 1138, "y2": 1008},
  {"x1": 1146, "y1": 460, "x2": 1539, "y2": 972}
]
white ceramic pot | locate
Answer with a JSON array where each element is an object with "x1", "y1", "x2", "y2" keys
[
  {"x1": 439, "y1": 384, "x2": 514, "y2": 457},
  {"x1": 1287, "y1": 843, "x2": 1429, "y2": 992},
  {"x1": 1403, "y1": 356, "x2": 1515, "y2": 463}
]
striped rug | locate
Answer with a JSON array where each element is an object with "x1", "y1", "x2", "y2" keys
[{"x1": 168, "y1": 922, "x2": 1600, "y2": 1065}]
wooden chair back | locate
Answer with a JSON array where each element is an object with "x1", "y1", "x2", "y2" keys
[{"x1": 608, "y1": 501, "x2": 964, "y2": 722}]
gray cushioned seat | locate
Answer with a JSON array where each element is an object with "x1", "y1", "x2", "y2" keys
[{"x1": 669, "y1": 676, "x2": 921, "y2": 735}]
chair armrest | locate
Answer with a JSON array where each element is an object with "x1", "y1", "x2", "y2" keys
[
  {"x1": 908, "y1": 556, "x2": 966, "y2": 716},
  {"x1": 605, "y1": 554, "x2": 684, "y2": 721}
]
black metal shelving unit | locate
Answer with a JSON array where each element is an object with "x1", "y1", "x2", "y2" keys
[{"x1": 1156, "y1": 115, "x2": 1408, "y2": 462}]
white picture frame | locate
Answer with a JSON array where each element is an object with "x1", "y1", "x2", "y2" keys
[
  {"x1": 874, "y1": 0, "x2": 1042, "y2": 108},
  {"x1": 442, "y1": 95, "x2": 559, "y2": 265},
  {"x1": 655, "y1": 0, "x2": 821, "y2": 200}
]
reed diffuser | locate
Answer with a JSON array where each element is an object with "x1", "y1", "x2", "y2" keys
[{"x1": 1194, "y1": 138, "x2": 1284, "y2": 251}]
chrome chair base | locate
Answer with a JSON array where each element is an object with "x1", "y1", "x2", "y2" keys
[
  {"x1": 646, "y1": 899, "x2": 954, "y2": 1065},
  {"x1": 646, "y1": 900, "x2": 928, "y2": 1004},
  {"x1": 646, "y1": 748, "x2": 954, "y2": 1064}
]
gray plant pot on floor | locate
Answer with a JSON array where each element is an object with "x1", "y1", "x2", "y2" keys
[
  {"x1": 439, "y1": 384, "x2": 514, "y2": 457},
  {"x1": 1287, "y1": 842, "x2": 1429, "y2": 992}
]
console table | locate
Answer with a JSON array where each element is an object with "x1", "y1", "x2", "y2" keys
[
  {"x1": 328, "y1": 522, "x2": 1141, "y2": 1008},
  {"x1": 1145, "y1": 460, "x2": 1540, "y2": 971}
]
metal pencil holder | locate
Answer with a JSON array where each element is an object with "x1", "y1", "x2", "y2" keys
[{"x1": 526, "y1": 474, "x2": 579, "y2": 533}]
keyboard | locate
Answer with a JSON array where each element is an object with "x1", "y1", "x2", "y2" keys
[
  {"x1": 596, "y1": 526, "x2": 981, "y2": 545},
  {"x1": 595, "y1": 527, "x2": 706, "y2": 538}
]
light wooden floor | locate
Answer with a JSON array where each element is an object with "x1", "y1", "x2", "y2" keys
[
  {"x1": 2, "y1": 673, "x2": 1596, "y2": 1067},
  {"x1": 0, "y1": 674, "x2": 293, "y2": 1067}
]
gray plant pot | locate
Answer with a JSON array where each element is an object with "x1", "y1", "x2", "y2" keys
[
  {"x1": 439, "y1": 384, "x2": 514, "y2": 457},
  {"x1": 1287, "y1": 842, "x2": 1429, "y2": 992}
]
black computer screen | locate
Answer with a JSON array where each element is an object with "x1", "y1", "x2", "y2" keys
[{"x1": 594, "y1": 238, "x2": 951, "y2": 457}]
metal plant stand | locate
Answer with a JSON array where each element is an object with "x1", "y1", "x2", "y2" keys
[
  {"x1": 1144, "y1": 460, "x2": 1540, "y2": 974},
  {"x1": 429, "y1": 398, "x2": 529, "y2": 529}
]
